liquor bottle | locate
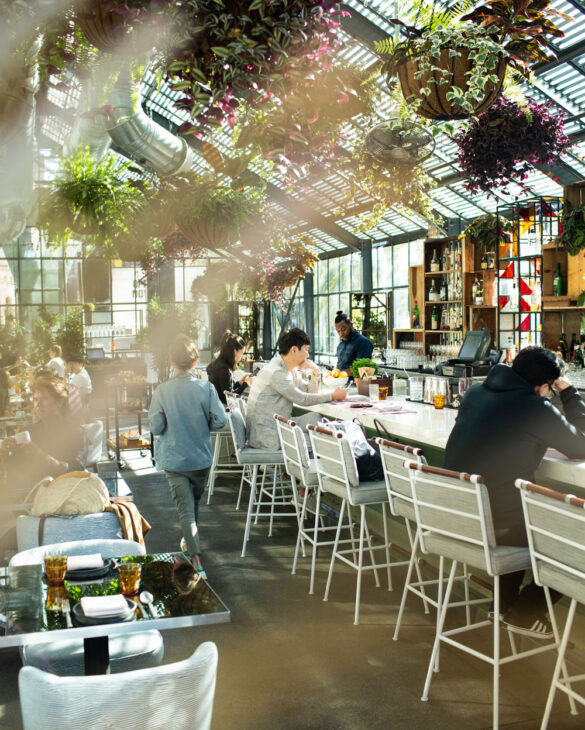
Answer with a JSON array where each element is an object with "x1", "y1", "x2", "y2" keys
[
  {"x1": 440, "y1": 306, "x2": 448, "y2": 330},
  {"x1": 439, "y1": 276, "x2": 447, "y2": 301},
  {"x1": 560, "y1": 333, "x2": 569, "y2": 361},
  {"x1": 570, "y1": 333, "x2": 578, "y2": 361},
  {"x1": 475, "y1": 279, "x2": 484, "y2": 306},
  {"x1": 431, "y1": 305, "x2": 439, "y2": 330},
  {"x1": 428, "y1": 280, "x2": 440, "y2": 302},
  {"x1": 430, "y1": 249, "x2": 440, "y2": 272},
  {"x1": 471, "y1": 275, "x2": 479, "y2": 303},
  {"x1": 553, "y1": 262, "x2": 564, "y2": 296},
  {"x1": 444, "y1": 245, "x2": 451, "y2": 271},
  {"x1": 440, "y1": 250, "x2": 446, "y2": 271},
  {"x1": 412, "y1": 300, "x2": 420, "y2": 328},
  {"x1": 480, "y1": 252, "x2": 488, "y2": 270}
]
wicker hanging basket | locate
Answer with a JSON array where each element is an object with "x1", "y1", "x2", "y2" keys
[
  {"x1": 397, "y1": 48, "x2": 507, "y2": 121},
  {"x1": 177, "y1": 217, "x2": 235, "y2": 250},
  {"x1": 76, "y1": 2, "x2": 129, "y2": 53}
]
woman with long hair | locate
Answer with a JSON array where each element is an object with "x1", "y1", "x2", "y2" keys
[{"x1": 207, "y1": 330, "x2": 254, "y2": 405}]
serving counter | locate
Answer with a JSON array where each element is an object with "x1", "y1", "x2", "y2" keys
[{"x1": 302, "y1": 393, "x2": 585, "y2": 495}]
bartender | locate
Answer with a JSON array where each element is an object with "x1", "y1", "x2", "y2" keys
[{"x1": 334, "y1": 310, "x2": 374, "y2": 374}]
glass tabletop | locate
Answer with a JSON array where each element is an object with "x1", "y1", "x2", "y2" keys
[{"x1": 0, "y1": 552, "x2": 230, "y2": 647}]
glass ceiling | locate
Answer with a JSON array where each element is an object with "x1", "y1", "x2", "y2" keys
[{"x1": 38, "y1": 0, "x2": 585, "y2": 259}]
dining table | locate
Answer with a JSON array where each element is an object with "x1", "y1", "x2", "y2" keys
[{"x1": 0, "y1": 551, "x2": 230, "y2": 675}]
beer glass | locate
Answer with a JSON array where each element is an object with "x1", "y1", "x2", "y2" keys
[
  {"x1": 118, "y1": 562, "x2": 142, "y2": 596},
  {"x1": 44, "y1": 554, "x2": 67, "y2": 586}
]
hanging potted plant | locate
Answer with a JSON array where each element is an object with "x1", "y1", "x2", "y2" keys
[
  {"x1": 161, "y1": 0, "x2": 346, "y2": 133},
  {"x1": 559, "y1": 204, "x2": 585, "y2": 256},
  {"x1": 463, "y1": 213, "x2": 513, "y2": 259},
  {"x1": 39, "y1": 146, "x2": 147, "y2": 255},
  {"x1": 454, "y1": 98, "x2": 570, "y2": 195},
  {"x1": 235, "y1": 66, "x2": 379, "y2": 183},
  {"x1": 376, "y1": 0, "x2": 567, "y2": 120},
  {"x1": 173, "y1": 176, "x2": 265, "y2": 250}
]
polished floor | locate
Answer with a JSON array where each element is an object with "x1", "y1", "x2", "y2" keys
[{"x1": 1, "y1": 451, "x2": 585, "y2": 729}]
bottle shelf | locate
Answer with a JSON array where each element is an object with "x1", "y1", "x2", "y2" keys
[
  {"x1": 425, "y1": 269, "x2": 460, "y2": 276},
  {"x1": 425, "y1": 300, "x2": 461, "y2": 305}
]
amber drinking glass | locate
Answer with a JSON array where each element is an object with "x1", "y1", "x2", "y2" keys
[
  {"x1": 45, "y1": 585, "x2": 68, "y2": 612},
  {"x1": 44, "y1": 554, "x2": 67, "y2": 586},
  {"x1": 118, "y1": 563, "x2": 141, "y2": 596},
  {"x1": 433, "y1": 394, "x2": 446, "y2": 410},
  {"x1": 378, "y1": 387, "x2": 388, "y2": 401}
]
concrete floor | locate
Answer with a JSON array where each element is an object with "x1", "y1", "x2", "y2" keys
[{"x1": 1, "y1": 452, "x2": 585, "y2": 729}]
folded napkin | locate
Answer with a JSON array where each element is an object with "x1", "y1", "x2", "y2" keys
[
  {"x1": 67, "y1": 554, "x2": 103, "y2": 571},
  {"x1": 81, "y1": 594, "x2": 129, "y2": 618}
]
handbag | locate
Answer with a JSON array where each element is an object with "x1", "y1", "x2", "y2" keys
[
  {"x1": 320, "y1": 418, "x2": 384, "y2": 482},
  {"x1": 26, "y1": 471, "x2": 110, "y2": 517}
]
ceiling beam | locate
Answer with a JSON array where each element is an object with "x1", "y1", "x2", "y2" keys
[{"x1": 533, "y1": 39, "x2": 585, "y2": 74}]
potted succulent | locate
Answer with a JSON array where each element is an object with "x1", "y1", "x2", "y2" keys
[
  {"x1": 454, "y1": 98, "x2": 570, "y2": 195},
  {"x1": 376, "y1": 0, "x2": 567, "y2": 120},
  {"x1": 39, "y1": 147, "x2": 147, "y2": 256}
]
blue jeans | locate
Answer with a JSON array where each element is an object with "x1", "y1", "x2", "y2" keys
[{"x1": 165, "y1": 468, "x2": 210, "y2": 556}]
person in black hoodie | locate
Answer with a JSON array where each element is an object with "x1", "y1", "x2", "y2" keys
[
  {"x1": 444, "y1": 346, "x2": 585, "y2": 636},
  {"x1": 206, "y1": 331, "x2": 254, "y2": 405}
]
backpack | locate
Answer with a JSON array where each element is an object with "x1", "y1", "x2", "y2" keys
[{"x1": 26, "y1": 471, "x2": 109, "y2": 516}]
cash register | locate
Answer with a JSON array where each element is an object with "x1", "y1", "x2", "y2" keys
[{"x1": 439, "y1": 328, "x2": 498, "y2": 378}]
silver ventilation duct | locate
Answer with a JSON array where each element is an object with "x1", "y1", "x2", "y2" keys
[
  {"x1": 66, "y1": 113, "x2": 111, "y2": 161},
  {"x1": 107, "y1": 71, "x2": 194, "y2": 177}
]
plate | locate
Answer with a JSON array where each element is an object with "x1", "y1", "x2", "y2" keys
[
  {"x1": 72, "y1": 597, "x2": 137, "y2": 626},
  {"x1": 65, "y1": 558, "x2": 116, "y2": 582}
]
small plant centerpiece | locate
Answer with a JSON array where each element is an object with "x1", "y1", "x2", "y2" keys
[
  {"x1": 39, "y1": 147, "x2": 147, "y2": 256},
  {"x1": 559, "y1": 203, "x2": 585, "y2": 256},
  {"x1": 463, "y1": 213, "x2": 513, "y2": 255},
  {"x1": 350, "y1": 358, "x2": 379, "y2": 380},
  {"x1": 454, "y1": 98, "x2": 570, "y2": 194},
  {"x1": 376, "y1": 0, "x2": 568, "y2": 120}
]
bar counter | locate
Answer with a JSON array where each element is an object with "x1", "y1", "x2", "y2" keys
[{"x1": 303, "y1": 394, "x2": 585, "y2": 494}]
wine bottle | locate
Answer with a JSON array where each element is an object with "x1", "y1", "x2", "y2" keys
[
  {"x1": 412, "y1": 300, "x2": 420, "y2": 328},
  {"x1": 439, "y1": 276, "x2": 446, "y2": 301},
  {"x1": 429, "y1": 280, "x2": 440, "y2": 302},
  {"x1": 430, "y1": 249, "x2": 440, "y2": 272},
  {"x1": 431, "y1": 306, "x2": 439, "y2": 330},
  {"x1": 553, "y1": 262, "x2": 564, "y2": 296},
  {"x1": 481, "y1": 253, "x2": 488, "y2": 270}
]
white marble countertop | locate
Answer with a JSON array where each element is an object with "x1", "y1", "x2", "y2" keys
[{"x1": 304, "y1": 392, "x2": 585, "y2": 493}]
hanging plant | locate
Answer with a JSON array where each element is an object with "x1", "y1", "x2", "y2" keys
[
  {"x1": 39, "y1": 146, "x2": 147, "y2": 255},
  {"x1": 234, "y1": 65, "x2": 379, "y2": 182},
  {"x1": 559, "y1": 204, "x2": 585, "y2": 256},
  {"x1": 161, "y1": 0, "x2": 346, "y2": 133},
  {"x1": 375, "y1": 0, "x2": 568, "y2": 120},
  {"x1": 173, "y1": 176, "x2": 266, "y2": 249},
  {"x1": 454, "y1": 98, "x2": 570, "y2": 195},
  {"x1": 462, "y1": 213, "x2": 513, "y2": 253},
  {"x1": 337, "y1": 146, "x2": 437, "y2": 232}
]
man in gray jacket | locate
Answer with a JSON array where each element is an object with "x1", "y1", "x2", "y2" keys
[{"x1": 247, "y1": 328, "x2": 348, "y2": 451}]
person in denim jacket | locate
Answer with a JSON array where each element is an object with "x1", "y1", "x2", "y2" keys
[{"x1": 149, "y1": 335, "x2": 227, "y2": 579}]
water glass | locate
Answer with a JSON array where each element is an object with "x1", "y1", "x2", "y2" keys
[
  {"x1": 118, "y1": 562, "x2": 142, "y2": 597},
  {"x1": 408, "y1": 376, "x2": 424, "y2": 402},
  {"x1": 44, "y1": 554, "x2": 68, "y2": 586},
  {"x1": 369, "y1": 383, "x2": 379, "y2": 403}
]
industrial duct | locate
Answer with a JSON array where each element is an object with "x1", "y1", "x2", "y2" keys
[{"x1": 107, "y1": 70, "x2": 194, "y2": 177}]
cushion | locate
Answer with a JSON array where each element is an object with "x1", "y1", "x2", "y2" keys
[
  {"x1": 229, "y1": 409, "x2": 247, "y2": 451},
  {"x1": 237, "y1": 447, "x2": 284, "y2": 465},
  {"x1": 423, "y1": 532, "x2": 530, "y2": 576},
  {"x1": 16, "y1": 513, "x2": 122, "y2": 551}
]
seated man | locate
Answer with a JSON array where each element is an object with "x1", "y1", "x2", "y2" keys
[
  {"x1": 246, "y1": 327, "x2": 348, "y2": 451},
  {"x1": 66, "y1": 353, "x2": 93, "y2": 404},
  {"x1": 443, "y1": 346, "x2": 585, "y2": 637}
]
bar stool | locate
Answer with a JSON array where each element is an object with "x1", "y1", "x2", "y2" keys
[
  {"x1": 409, "y1": 463, "x2": 557, "y2": 730},
  {"x1": 308, "y1": 424, "x2": 393, "y2": 626},
  {"x1": 227, "y1": 408, "x2": 295, "y2": 557},
  {"x1": 517, "y1": 479, "x2": 581, "y2": 728},
  {"x1": 275, "y1": 415, "x2": 354, "y2": 595},
  {"x1": 206, "y1": 392, "x2": 243, "y2": 506},
  {"x1": 225, "y1": 392, "x2": 251, "y2": 510},
  {"x1": 377, "y1": 438, "x2": 473, "y2": 643}
]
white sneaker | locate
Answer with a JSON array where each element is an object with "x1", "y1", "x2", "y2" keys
[{"x1": 180, "y1": 538, "x2": 188, "y2": 553}]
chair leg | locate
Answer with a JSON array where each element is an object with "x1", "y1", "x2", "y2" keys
[
  {"x1": 463, "y1": 562, "x2": 471, "y2": 625},
  {"x1": 541, "y1": 598, "x2": 578, "y2": 729},
  {"x1": 354, "y1": 505, "x2": 366, "y2": 626},
  {"x1": 434, "y1": 556, "x2": 445, "y2": 673},
  {"x1": 492, "y1": 576, "x2": 501, "y2": 730},
  {"x1": 324, "y1": 499, "x2": 346, "y2": 603},
  {"x1": 254, "y1": 467, "x2": 268, "y2": 524},
  {"x1": 545, "y1": 587, "x2": 577, "y2": 716},
  {"x1": 241, "y1": 465, "x2": 259, "y2": 558},
  {"x1": 405, "y1": 520, "x2": 431, "y2": 614},
  {"x1": 268, "y1": 467, "x2": 277, "y2": 537},
  {"x1": 421, "y1": 560, "x2": 458, "y2": 701},
  {"x1": 309, "y1": 488, "x2": 323, "y2": 596},
  {"x1": 291, "y1": 481, "x2": 306, "y2": 576},
  {"x1": 236, "y1": 466, "x2": 247, "y2": 510},
  {"x1": 393, "y1": 529, "x2": 421, "y2": 641},
  {"x1": 206, "y1": 433, "x2": 221, "y2": 505},
  {"x1": 363, "y1": 516, "x2": 380, "y2": 588},
  {"x1": 382, "y1": 502, "x2": 392, "y2": 592}
]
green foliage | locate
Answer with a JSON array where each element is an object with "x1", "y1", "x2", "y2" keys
[
  {"x1": 463, "y1": 213, "x2": 513, "y2": 252},
  {"x1": 560, "y1": 204, "x2": 585, "y2": 257},
  {"x1": 138, "y1": 297, "x2": 201, "y2": 382},
  {"x1": 55, "y1": 307, "x2": 85, "y2": 359},
  {"x1": 350, "y1": 358, "x2": 379, "y2": 380},
  {"x1": 39, "y1": 147, "x2": 147, "y2": 256},
  {"x1": 29, "y1": 305, "x2": 59, "y2": 366}
]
